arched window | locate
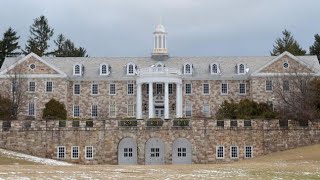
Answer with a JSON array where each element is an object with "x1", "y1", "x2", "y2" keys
[
  {"x1": 100, "y1": 64, "x2": 110, "y2": 75},
  {"x1": 163, "y1": 35, "x2": 166, "y2": 49},
  {"x1": 212, "y1": 64, "x2": 218, "y2": 74},
  {"x1": 184, "y1": 63, "x2": 193, "y2": 75},
  {"x1": 154, "y1": 36, "x2": 157, "y2": 49},
  {"x1": 73, "y1": 64, "x2": 82, "y2": 76},
  {"x1": 127, "y1": 63, "x2": 136, "y2": 75},
  {"x1": 159, "y1": 35, "x2": 162, "y2": 48},
  {"x1": 239, "y1": 64, "x2": 245, "y2": 74}
]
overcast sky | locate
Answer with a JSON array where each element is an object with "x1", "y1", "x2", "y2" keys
[{"x1": 1, "y1": 0, "x2": 319, "y2": 57}]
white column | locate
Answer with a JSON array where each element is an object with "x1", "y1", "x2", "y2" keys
[
  {"x1": 148, "y1": 82, "x2": 154, "y2": 118},
  {"x1": 136, "y1": 83, "x2": 142, "y2": 119},
  {"x1": 164, "y1": 82, "x2": 169, "y2": 119},
  {"x1": 176, "y1": 83, "x2": 182, "y2": 118}
]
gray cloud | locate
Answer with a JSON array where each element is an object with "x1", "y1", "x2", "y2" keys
[{"x1": 0, "y1": 0, "x2": 319, "y2": 57}]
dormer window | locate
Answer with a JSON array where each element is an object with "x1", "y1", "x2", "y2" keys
[
  {"x1": 127, "y1": 62, "x2": 136, "y2": 75},
  {"x1": 237, "y1": 63, "x2": 246, "y2": 74},
  {"x1": 184, "y1": 63, "x2": 193, "y2": 75},
  {"x1": 73, "y1": 64, "x2": 83, "y2": 76},
  {"x1": 210, "y1": 63, "x2": 220, "y2": 74},
  {"x1": 100, "y1": 64, "x2": 110, "y2": 75}
]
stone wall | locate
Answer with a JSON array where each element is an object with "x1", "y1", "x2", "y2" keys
[{"x1": 0, "y1": 119, "x2": 318, "y2": 165}]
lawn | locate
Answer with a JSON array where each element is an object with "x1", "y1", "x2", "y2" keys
[{"x1": 0, "y1": 144, "x2": 319, "y2": 179}]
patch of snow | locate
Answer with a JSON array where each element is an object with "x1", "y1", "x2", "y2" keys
[{"x1": 0, "y1": 148, "x2": 72, "y2": 166}]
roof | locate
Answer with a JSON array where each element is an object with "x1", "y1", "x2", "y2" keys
[{"x1": 1, "y1": 53, "x2": 319, "y2": 81}]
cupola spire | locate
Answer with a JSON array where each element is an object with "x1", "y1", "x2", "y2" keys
[{"x1": 152, "y1": 20, "x2": 168, "y2": 59}]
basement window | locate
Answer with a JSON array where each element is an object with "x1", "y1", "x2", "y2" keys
[
  {"x1": 245, "y1": 146, "x2": 253, "y2": 158},
  {"x1": 57, "y1": 146, "x2": 66, "y2": 159}
]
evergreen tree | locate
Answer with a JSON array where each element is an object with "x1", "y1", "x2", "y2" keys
[
  {"x1": 309, "y1": 34, "x2": 320, "y2": 59},
  {"x1": 24, "y1": 15, "x2": 54, "y2": 56},
  {"x1": 0, "y1": 27, "x2": 20, "y2": 68},
  {"x1": 271, "y1": 29, "x2": 306, "y2": 56},
  {"x1": 52, "y1": 34, "x2": 88, "y2": 57}
]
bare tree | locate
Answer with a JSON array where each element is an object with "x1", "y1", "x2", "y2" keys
[
  {"x1": 272, "y1": 66, "x2": 320, "y2": 123},
  {"x1": 0, "y1": 66, "x2": 27, "y2": 119}
]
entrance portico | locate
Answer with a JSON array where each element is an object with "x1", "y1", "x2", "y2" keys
[{"x1": 136, "y1": 67, "x2": 182, "y2": 119}]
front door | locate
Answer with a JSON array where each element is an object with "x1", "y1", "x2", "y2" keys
[{"x1": 155, "y1": 108, "x2": 164, "y2": 117}]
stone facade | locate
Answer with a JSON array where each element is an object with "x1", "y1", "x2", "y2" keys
[{"x1": 0, "y1": 119, "x2": 319, "y2": 165}]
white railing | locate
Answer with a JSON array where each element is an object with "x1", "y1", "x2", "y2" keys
[{"x1": 137, "y1": 67, "x2": 181, "y2": 76}]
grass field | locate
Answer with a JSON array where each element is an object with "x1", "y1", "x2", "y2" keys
[{"x1": 0, "y1": 144, "x2": 319, "y2": 179}]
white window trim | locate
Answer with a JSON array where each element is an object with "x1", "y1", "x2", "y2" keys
[
  {"x1": 220, "y1": 83, "x2": 229, "y2": 95},
  {"x1": 73, "y1": 84, "x2": 81, "y2": 95},
  {"x1": 185, "y1": 83, "x2": 192, "y2": 95},
  {"x1": 203, "y1": 104, "x2": 210, "y2": 117},
  {"x1": 109, "y1": 104, "x2": 116, "y2": 118},
  {"x1": 109, "y1": 83, "x2": 116, "y2": 95},
  {"x1": 91, "y1": 83, "x2": 99, "y2": 95},
  {"x1": 239, "y1": 83, "x2": 246, "y2": 95},
  {"x1": 244, "y1": 146, "x2": 253, "y2": 158},
  {"x1": 216, "y1": 145, "x2": 224, "y2": 159},
  {"x1": 230, "y1": 146, "x2": 239, "y2": 159},
  {"x1": 57, "y1": 146, "x2": 66, "y2": 159},
  {"x1": 73, "y1": 105, "x2": 80, "y2": 118},
  {"x1": 28, "y1": 81, "x2": 36, "y2": 93},
  {"x1": 183, "y1": 63, "x2": 193, "y2": 75},
  {"x1": 283, "y1": 61, "x2": 289, "y2": 69},
  {"x1": 168, "y1": 83, "x2": 173, "y2": 95},
  {"x1": 100, "y1": 63, "x2": 110, "y2": 75},
  {"x1": 71, "y1": 146, "x2": 80, "y2": 159},
  {"x1": 126, "y1": 62, "x2": 136, "y2": 76},
  {"x1": 237, "y1": 63, "x2": 246, "y2": 74},
  {"x1": 202, "y1": 83, "x2": 210, "y2": 95},
  {"x1": 265, "y1": 79, "x2": 273, "y2": 92},
  {"x1": 85, "y1": 146, "x2": 94, "y2": 160},
  {"x1": 185, "y1": 101, "x2": 192, "y2": 117},
  {"x1": 210, "y1": 63, "x2": 220, "y2": 75},
  {"x1": 45, "y1": 81, "x2": 53, "y2": 93},
  {"x1": 127, "y1": 103, "x2": 135, "y2": 117},
  {"x1": 127, "y1": 83, "x2": 134, "y2": 95},
  {"x1": 73, "y1": 63, "x2": 82, "y2": 76}
]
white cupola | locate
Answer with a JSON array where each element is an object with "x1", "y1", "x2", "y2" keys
[{"x1": 152, "y1": 23, "x2": 168, "y2": 56}]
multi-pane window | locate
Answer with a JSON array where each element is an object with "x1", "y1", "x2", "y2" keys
[
  {"x1": 230, "y1": 146, "x2": 239, "y2": 159},
  {"x1": 146, "y1": 84, "x2": 149, "y2": 95},
  {"x1": 184, "y1": 64, "x2": 192, "y2": 74},
  {"x1": 128, "y1": 64, "x2": 134, "y2": 74},
  {"x1": 28, "y1": 81, "x2": 35, "y2": 92},
  {"x1": 266, "y1": 80, "x2": 273, "y2": 91},
  {"x1": 57, "y1": 146, "x2": 65, "y2": 159},
  {"x1": 283, "y1": 80, "x2": 289, "y2": 91},
  {"x1": 109, "y1": 84, "x2": 116, "y2": 95},
  {"x1": 127, "y1": 104, "x2": 134, "y2": 117},
  {"x1": 168, "y1": 83, "x2": 173, "y2": 94},
  {"x1": 100, "y1": 64, "x2": 109, "y2": 75},
  {"x1": 74, "y1": 84, "x2": 80, "y2": 95},
  {"x1": 91, "y1": 105, "x2": 98, "y2": 117},
  {"x1": 28, "y1": 103, "x2": 35, "y2": 116},
  {"x1": 221, "y1": 83, "x2": 228, "y2": 95},
  {"x1": 109, "y1": 104, "x2": 116, "y2": 117},
  {"x1": 150, "y1": 148, "x2": 160, "y2": 157},
  {"x1": 46, "y1": 81, "x2": 53, "y2": 92},
  {"x1": 74, "y1": 65, "x2": 80, "y2": 75},
  {"x1": 239, "y1": 64, "x2": 245, "y2": 74},
  {"x1": 239, "y1": 83, "x2": 246, "y2": 95},
  {"x1": 216, "y1": 146, "x2": 224, "y2": 159},
  {"x1": 73, "y1": 105, "x2": 80, "y2": 117},
  {"x1": 127, "y1": 83, "x2": 134, "y2": 95},
  {"x1": 71, "y1": 146, "x2": 79, "y2": 159},
  {"x1": 211, "y1": 64, "x2": 218, "y2": 74},
  {"x1": 156, "y1": 83, "x2": 163, "y2": 94},
  {"x1": 92, "y1": 83, "x2": 99, "y2": 95},
  {"x1": 203, "y1": 83, "x2": 209, "y2": 94},
  {"x1": 178, "y1": 148, "x2": 187, "y2": 157},
  {"x1": 185, "y1": 83, "x2": 192, "y2": 94},
  {"x1": 124, "y1": 148, "x2": 133, "y2": 157},
  {"x1": 85, "y1": 146, "x2": 93, "y2": 159},
  {"x1": 245, "y1": 146, "x2": 253, "y2": 158},
  {"x1": 203, "y1": 104, "x2": 210, "y2": 117},
  {"x1": 127, "y1": 63, "x2": 136, "y2": 75},
  {"x1": 185, "y1": 101, "x2": 192, "y2": 117}
]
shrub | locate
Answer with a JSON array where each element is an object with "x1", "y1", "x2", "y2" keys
[
  {"x1": 43, "y1": 99, "x2": 67, "y2": 120},
  {"x1": 216, "y1": 99, "x2": 276, "y2": 119}
]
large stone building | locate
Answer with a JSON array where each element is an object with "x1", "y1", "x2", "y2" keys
[{"x1": 0, "y1": 24, "x2": 319, "y2": 164}]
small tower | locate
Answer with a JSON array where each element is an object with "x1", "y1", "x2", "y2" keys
[{"x1": 152, "y1": 23, "x2": 169, "y2": 60}]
